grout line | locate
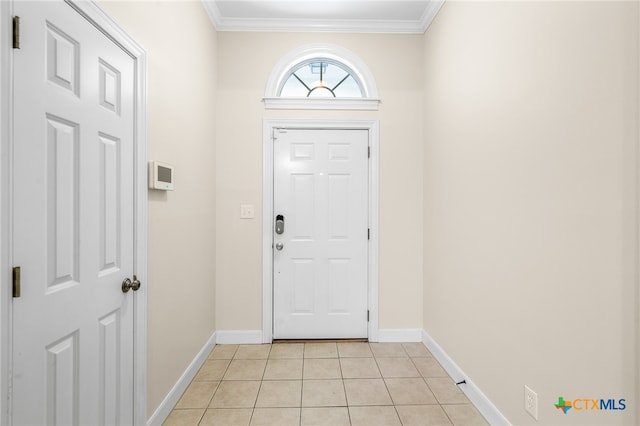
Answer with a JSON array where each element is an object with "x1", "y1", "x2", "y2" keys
[
  {"x1": 299, "y1": 347, "x2": 305, "y2": 426},
  {"x1": 440, "y1": 404, "x2": 456, "y2": 426},
  {"x1": 247, "y1": 343, "x2": 271, "y2": 426},
  {"x1": 202, "y1": 382, "x2": 218, "y2": 416},
  {"x1": 194, "y1": 407, "x2": 206, "y2": 426},
  {"x1": 301, "y1": 343, "x2": 307, "y2": 410}
]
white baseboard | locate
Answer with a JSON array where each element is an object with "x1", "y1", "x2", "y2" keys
[
  {"x1": 215, "y1": 329, "x2": 263, "y2": 344},
  {"x1": 421, "y1": 330, "x2": 511, "y2": 425},
  {"x1": 147, "y1": 332, "x2": 217, "y2": 426},
  {"x1": 377, "y1": 328, "x2": 423, "y2": 342}
]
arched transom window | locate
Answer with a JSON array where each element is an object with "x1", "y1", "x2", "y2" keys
[
  {"x1": 280, "y1": 60, "x2": 363, "y2": 98},
  {"x1": 264, "y1": 44, "x2": 380, "y2": 110}
]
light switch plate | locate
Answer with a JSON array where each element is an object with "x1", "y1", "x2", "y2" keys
[{"x1": 240, "y1": 204, "x2": 254, "y2": 219}]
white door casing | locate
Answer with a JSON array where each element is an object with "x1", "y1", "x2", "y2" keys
[
  {"x1": 273, "y1": 128, "x2": 369, "y2": 339},
  {"x1": 262, "y1": 120, "x2": 379, "y2": 342},
  {"x1": 2, "y1": 1, "x2": 147, "y2": 424}
]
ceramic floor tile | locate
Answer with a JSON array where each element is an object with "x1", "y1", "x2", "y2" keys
[
  {"x1": 395, "y1": 405, "x2": 453, "y2": 426},
  {"x1": 164, "y1": 342, "x2": 489, "y2": 425},
  {"x1": 199, "y1": 408, "x2": 252, "y2": 426},
  {"x1": 162, "y1": 409, "x2": 205, "y2": 426},
  {"x1": 369, "y1": 343, "x2": 408, "y2": 358},
  {"x1": 209, "y1": 381, "x2": 261, "y2": 408},
  {"x1": 385, "y1": 378, "x2": 438, "y2": 405},
  {"x1": 255, "y1": 380, "x2": 302, "y2": 408},
  {"x1": 304, "y1": 342, "x2": 338, "y2": 358},
  {"x1": 209, "y1": 345, "x2": 238, "y2": 360},
  {"x1": 234, "y1": 344, "x2": 272, "y2": 359},
  {"x1": 175, "y1": 381, "x2": 219, "y2": 409},
  {"x1": 413, "y1": 357, "x2": 449, "y2": 378},
  {"x1": 343, "y1": 379, "x2": 392, "y2": 406},
  {"x1": 300, "y1": 407, "x2": 350, "y2": 426},
  {"x1": 340, "y1": 357, "x2": 381, "y2": 379},
  {"x1": 426, "y1": 378, "x2": 470, "y2": 404},
  {"x1": 442, "y1": 404, "x2": 488, "y2": 425},
  {"x1": 264, "y1": 359, "x2": 303, "y2": 380},
  {"x1": 270, "y1": 344, "x2": 304, "y2": 359},
  {"x1": 224, "y1": 359, "x2": 267, "y2": 380},
  {"x1": 348, "y1": 406, "x2": 401, "y2": 426},
  {"x1": 376, "y1": 357, "x2": 420, "y2": 378},
  {"x1": 402, "y1": 343, "x2": 432, "y2": 358},
  {"x1": 250, "y1": 408, "x2": 301, "y2": 426},
  {"x1": 301, "y1": 379, "x2": 347, "y2": 407},
  {"x1": 194, "y1": 359, "x2": 231, "y2": 381},
  {"x1": 337, "y1": 342, "x2": 373, "y2": 358},
  {"x1": 303, "y1": 358, "x2": 342, "y2": 379}
]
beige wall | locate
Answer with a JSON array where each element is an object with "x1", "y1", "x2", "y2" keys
[
  {"x1": 215, "y1": 32, "x2": 425, "y2": 332},
  {"x1": 97, "y1": 1, "x2": 217, "y2": 417},
  {"x1": 96, "y1": 1, "x2": 639, "y2": 423},
  {"x1": 423, "y1": 1, "x2": 638, "y2": 424}
]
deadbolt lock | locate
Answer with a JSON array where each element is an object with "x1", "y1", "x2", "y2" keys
[{"x1": 275, "y1": 215, "x2": 285, "y2": 234}]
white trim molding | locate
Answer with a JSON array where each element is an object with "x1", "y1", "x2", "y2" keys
[
  {"x1": 422, "y1": 330, "x2": 511, "y2": 425},
  {"x1": 263, "y1": 43, "x2": 380, "y2": 111},
  {"x1": 420, "y1": 0, "x2": 446, "y2": 33},
  {"x1": 636, "y1": 4, "x2": 640, "y2": 421},
  {"x1": 0, "y1": 1, "x2": 13, "y2": 424},
  {"x1": 262, "y1": 119, "x2": 380, "y2": 343},
  {"x1": 201, "y1": 0, "x2": 445, "y2": 34},
  {"x1": 147, "y1": 332, "x2": 217, "y2": 426},
  {"x1": 263, "y1": 97, "x2": 380, "y2": 111}
]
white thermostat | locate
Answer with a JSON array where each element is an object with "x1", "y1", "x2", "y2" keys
[{"x1": 149, "y1": 161, "x2": 174, "y2": 191}]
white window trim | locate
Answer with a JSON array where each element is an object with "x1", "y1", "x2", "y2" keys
[
  {"x1": 263, "y1": 44, "x2": 380, "y2": 110},
  {"x1": 263, "y1": 97, "x2": 380, "y2": 110}
]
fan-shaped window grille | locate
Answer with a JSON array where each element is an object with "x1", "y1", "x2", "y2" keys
[
  {"x1": 264, "y1": 44, "x2": 380, "y2": 110},
  {"x1": 280, "y1": 60, "x2": 363, "y2": 98}
]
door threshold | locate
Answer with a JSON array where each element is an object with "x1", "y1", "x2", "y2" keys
[{"x1": 272, "y1": 338, "x2": 368, "y2": 344}]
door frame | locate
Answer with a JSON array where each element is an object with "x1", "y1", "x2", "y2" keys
[
  {"x1": 262, "y1": 119, "x2": 379, "y2": 343},
  {"x1": 0, "y1": 1, "x2": 148, "y2": 424}
]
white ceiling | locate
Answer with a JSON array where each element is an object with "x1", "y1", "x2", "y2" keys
[{"x1": 202, "y1": 0, "x2": 445, "y2": 33}]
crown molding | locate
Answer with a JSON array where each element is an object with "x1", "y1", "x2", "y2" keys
[
  {"x1": 202, "y1": 0, "x2": 445, "y2": 34},
  {"x1": 202, "y1": 0, "x2": 223, "y2": 29},
  {"x1": 420, "y1": 0, "x2": 445, "y2": 33}
]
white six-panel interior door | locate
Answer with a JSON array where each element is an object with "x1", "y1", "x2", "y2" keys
[
  {"x1": 10, "y1": 1, "x2": 139, "y2": 424},
  {"x1": 273, "y1": 128, "x2": 370, "y2": 339}
]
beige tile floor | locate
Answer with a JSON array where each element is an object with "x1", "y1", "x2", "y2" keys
[{"x1": 163, "y1": 342, "x2": 488, "y2": 426}]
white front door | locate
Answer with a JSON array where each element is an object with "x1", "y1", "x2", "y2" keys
[
  {"x1": 11, "y1": 1, "x2": 136, "y2": 424},
  {"x1": 273, "y1": 128, "x2": 369, "y2": 339}
]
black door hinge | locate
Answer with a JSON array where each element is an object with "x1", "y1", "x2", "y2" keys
[
  {"x1": 12, "y1": 266, "x2": 21, "y2": 298},
  {"x1": 12, "y1": 16, "x2": 20, "y2": 49}
]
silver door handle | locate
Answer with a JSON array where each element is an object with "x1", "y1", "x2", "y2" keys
[
  {"x1": 275, "y1": 242, "x2": 284, "y2": 251},
  {"x1": 122, "y1": 275, "x2": 142, "y2": 293},
  {"x1": 122, "y1": 278, "x2": 132, "y2": 293}
]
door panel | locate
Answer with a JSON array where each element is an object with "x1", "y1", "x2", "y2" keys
[
  {"x1": 273, "y1": 129, "x2": 369, "y2": 339},
  {"x1": 11, "y1": 2, "x2": 135, "y2": 424}
]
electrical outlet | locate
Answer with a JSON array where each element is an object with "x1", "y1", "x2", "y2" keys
[{"x1": 524, "y1": 385, "x2": 538, "y2": 420}]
